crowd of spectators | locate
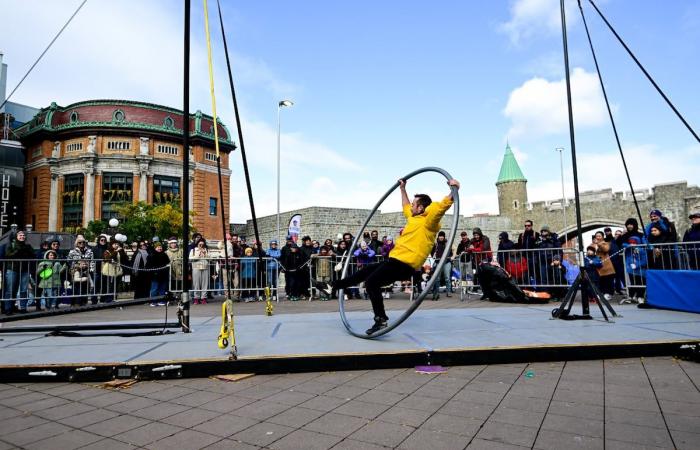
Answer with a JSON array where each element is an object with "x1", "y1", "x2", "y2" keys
[{"x1": 0, "y1": 207, "x2": 698, "y2": 314}]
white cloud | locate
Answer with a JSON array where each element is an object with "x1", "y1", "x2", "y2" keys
[
  {"x1": 526, "y1": 143, "x2": 700, "y2": 203},
  {"x1": 0, "y1": 0, "x2": 294, "y2": 115},
  {"x1": 233, "y1": 119, "x2": 362, "y2": 172},
  {"x1": 503, "y1": 67, "x2": 609, "y2": 139},
  {"x1": 499, "y1": 0, "x2": 575, "y2": 45}
]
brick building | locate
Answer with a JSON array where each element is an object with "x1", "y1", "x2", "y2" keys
[{"x1": 16, "y1": 100, "x2": 234, "y2": 237}]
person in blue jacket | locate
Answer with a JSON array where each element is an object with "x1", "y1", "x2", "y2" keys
[
  {"x1": 622, "y1": 235, "x2": 647, "y2": 303},
  {"x1": 583, "y1": 245, "x2": 603, "y2": 302},
  {"x1": 265, "y1": 240, "x2": 281, "y2": 298}
]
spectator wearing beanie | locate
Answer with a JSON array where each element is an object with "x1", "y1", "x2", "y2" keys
[
  {"x1": 497, "y1": 232, "x2": 515, "y2": 268},
  {"x1": 430, "y1": 230, "x2": 454, "y2": 299},
  {"x1": 645, "y1": 209, "x2": 678, "y2": 241},
  {"x1": 647, "y1": 222, "x2": 678, "y2": 270}
]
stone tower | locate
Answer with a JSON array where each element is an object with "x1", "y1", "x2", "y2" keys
[{"x1": 496, "y1": 143, "x2": 528, "y2": 225}]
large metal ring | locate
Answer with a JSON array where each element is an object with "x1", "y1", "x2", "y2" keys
[{"x1": 338, "y1": 167, "x2": 460, "y2": 339}]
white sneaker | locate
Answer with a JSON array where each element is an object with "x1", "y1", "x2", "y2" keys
[{"x1": 604, "y1": 294, "x2": 612, "y2": 301}]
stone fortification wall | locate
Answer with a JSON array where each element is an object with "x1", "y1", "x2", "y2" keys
[{"x1": 232, "y1": 181, "x2": 699, "y2": 249}]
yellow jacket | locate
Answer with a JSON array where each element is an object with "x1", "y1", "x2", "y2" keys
[{"x1": 390, "y1": 196, "x2": 454, "y2": 269}]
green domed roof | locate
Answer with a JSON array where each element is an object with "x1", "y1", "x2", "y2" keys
[{"x1": 496, "y1": 143, "x2": 527, "y2": 185}]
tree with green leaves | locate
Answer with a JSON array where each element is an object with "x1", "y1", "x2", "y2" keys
[{"x1": 85, "y1": 201, "x2": 196, "y2": 243}]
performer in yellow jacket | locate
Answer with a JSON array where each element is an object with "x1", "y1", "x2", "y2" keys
[{"x1": 327, "y1": 178, "x2": 460, "y2": 334}]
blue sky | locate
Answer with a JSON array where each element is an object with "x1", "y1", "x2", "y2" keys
[{"x1": 2, "y1": 0, "x2": 699, "y2": 223}]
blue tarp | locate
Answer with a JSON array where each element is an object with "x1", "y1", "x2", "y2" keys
[{"x1": 646, "y1": 270, "x2": 700, "y2": 314}]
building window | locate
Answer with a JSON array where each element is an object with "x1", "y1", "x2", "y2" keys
[
  {"x1": 62, "y1": 174, "x2": 84, "y2": 229},
  {"x1": 513, "y1": 200, "x2": 519, "y2": 209},
  {"x1": 209, "y1": 197, "x2": 217, "y2": 216},
  {"x1": 32, "y1": 147, "x2": 42, "y2": 158},
  {"x1": 156, "y1": 144, "x2": 179, "y2": 156},
  {"x1": 102, "y1": 173, "x2": 133, "y2": 220},
  {"x1": 66, "y1": 142, "x2": 83, "y2": 152},
  {"x1": 164, "y1": 116, "x2": 174, "y2": 128},
  {"x1": 153, "y1": 176, "x2": 180, "y2": 204},
  {"x1": 113, "y1": 109, "x2": 125, "y2": 122},
  {"x1": 106, "y1": 140, "x2": 131, "y2": 151},
  {"x1": 205, "y1": 152, "x2": 217, "y2": 162},
  {"x1": 62, "y1": 211, "x2": 83, "y2": 230},
  {"x1": 69, "y1": 111, "x2": 79, "y2": 123},
  {"x1": 32, "y1": 177, "x2": 38, "y2": 199}
]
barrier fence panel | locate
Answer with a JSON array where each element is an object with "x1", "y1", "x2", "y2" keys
[
  {"x1": 307, "y1": 255, "x2": 412, "y2": 301},
  {"x1": 462, "y1": 247, "x2": 580, "y2": 283},
  {"x1": 622, "y1": 241, "x2": 700, "y2": 302},
  {"x1": 169, "y1": 257, "x2": 281, "y2": 303},
  {"x1": 1, "y1": 241, "x2": 697, "y2": 314},
  {"x1": 1, "y1": 257, "x2": 131, "y2": 314}
]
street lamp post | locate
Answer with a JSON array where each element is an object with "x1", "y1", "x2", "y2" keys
[
  {"x1": 277, "y1": 100, "x2": 293, "y2": 244},
  {"x1": 556, "y1": 147, "x2": 568, "y2": 245}
]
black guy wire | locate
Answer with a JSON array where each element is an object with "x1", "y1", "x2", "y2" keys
[
  {"x1": 215, "y1": 0, "x2": 266, "y2": 287},
  {"x1": 0, "y1": 0, "x2": 88, "y2": 111},
  {"x1": 216, "y1": 153, "x2": 234, "y2": 301},
  {"x1": 577, "y1": 0, "x2": 645, "y2": 233},
  {"x1": 560, "y1": 0, "x2": 586, "y2": 257},
  {"x1": 587, "y1": 0, "x2": 700, "y2": 145},
  {"x1": 182, "y1": 0, "x2": 192, "y2": 310}
]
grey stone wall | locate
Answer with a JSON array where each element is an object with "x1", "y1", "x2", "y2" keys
[{"x1": 233, "y1": 180, "x2": 698, "y2": 249}]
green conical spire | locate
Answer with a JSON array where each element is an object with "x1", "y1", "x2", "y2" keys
[{"x1": 496, "y1": 143, "x2": 527, "y2": 185}]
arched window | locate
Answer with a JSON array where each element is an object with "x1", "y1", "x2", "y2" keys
[
  {"x1": 113, "y1": 109, "x2": 125, "y2": 122},
  {"x1": 164, "y1": 116, "x2": 174, "y2": 128},
  {"x1": 69, "y1": 111, "x2": 79, "y2": 123}
]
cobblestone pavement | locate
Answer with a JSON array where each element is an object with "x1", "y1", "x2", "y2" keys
[{"x1": 1, "y1": 357, "x2": 699, "y2": 449}]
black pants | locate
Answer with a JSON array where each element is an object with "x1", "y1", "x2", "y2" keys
[{"x1": 335, "y1": 258, "x2": 414, "y2": 320}]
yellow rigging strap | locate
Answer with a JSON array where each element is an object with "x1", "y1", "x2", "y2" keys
[
  {"x1": 203, "y1": 0, "x2": 221, "y2": 158},
  {"x1": 204, "y1": 0, "x2": 235, "y2": 357}
]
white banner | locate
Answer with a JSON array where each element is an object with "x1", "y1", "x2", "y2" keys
[{"x1": 288, "y1": 214, "x2": 302, "y2": 244}]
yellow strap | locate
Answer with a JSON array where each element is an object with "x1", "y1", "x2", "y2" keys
[
  {"x1": 203, "y1": 0, "x2": 221, "y2": 158},
  {"x1": 204, "y1": 0, "x2": 234, "y2": 353}
]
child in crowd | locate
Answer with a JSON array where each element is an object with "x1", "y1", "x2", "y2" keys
[
  {"x1": 583, "y1": 245, "x2": 603, "y2": 302},
  {"x1": 622, "y1": 235, "x2": 647, "y2": 304},
  {"x1": 37, "y1": 250, "x2": 66, "y2": 310},
  {"x1": 72, "y1": 260, "x2": 92, "y2": 306},
  {"x1": 239, "y1": 247, "x2": 257, "y2": 302},
  {"x1": 312, "y1": 246, "x2": 333, "y2": 300}
]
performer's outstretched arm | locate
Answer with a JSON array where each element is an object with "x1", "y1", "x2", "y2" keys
[{"x1": 399, "y1": 179, "x2": 410, "y2": 208}]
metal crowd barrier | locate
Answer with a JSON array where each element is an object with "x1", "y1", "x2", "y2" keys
[
  {"x1": 622, "y1": 241, "x2": 700, "y2": 301},
  {"x1": 2, "y1": 241, "x2": 697, "y2": 313},
  {"x1": 169, "y1": 256, "x2": 281, "y2": 303},
  {"x1": 0, "y1": 256, "x2": 131, "y2": 314},
  {"x1": 455, "y1": 248, "x2": 581, "y2": 300}
]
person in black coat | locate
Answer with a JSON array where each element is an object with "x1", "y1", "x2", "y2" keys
[
  {"x1": 683, "y1": 211, "x2": 700, "y2": 270},
  {"x1": 647, "y1": 223, "x2": 677, "y2": 270},
  {"x1": 497, "y1": 231, "x2": 515, "y2": 268},
  {"x1": 3, "y1": 230, "x2": 35, "y2": 313},
  {"x1": 280, "y1": 238, "x2": 309, "y2": 300},
  {"x1": 147, "y1": 241, "x2": 171, "y2": 304},
  {"x1": 130, "y1": 241, "x2": 151, "y2": 300},
  {"x1": 517, "y1": 220, "x2": 540, "y2": 285}
]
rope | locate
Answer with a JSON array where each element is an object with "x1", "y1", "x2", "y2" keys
[
  {"x1": 576, "y1": 0, "x2": 645, "y2": 234},
  {"x1": 203, "y1": 0, "x2": 236, "y2": 352},
  {"x1": 0, "y1": 0, "x2": 88, "y2": 111},
  {"x1": 215, "y1": 0, "x2": 266, "y2": 279},
  {"x1": 201, "y1": 0, "x2": 234, "y2": 305},
  {"x1": 587, "y1": 0, "x2": 700, "y2": 145}
]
